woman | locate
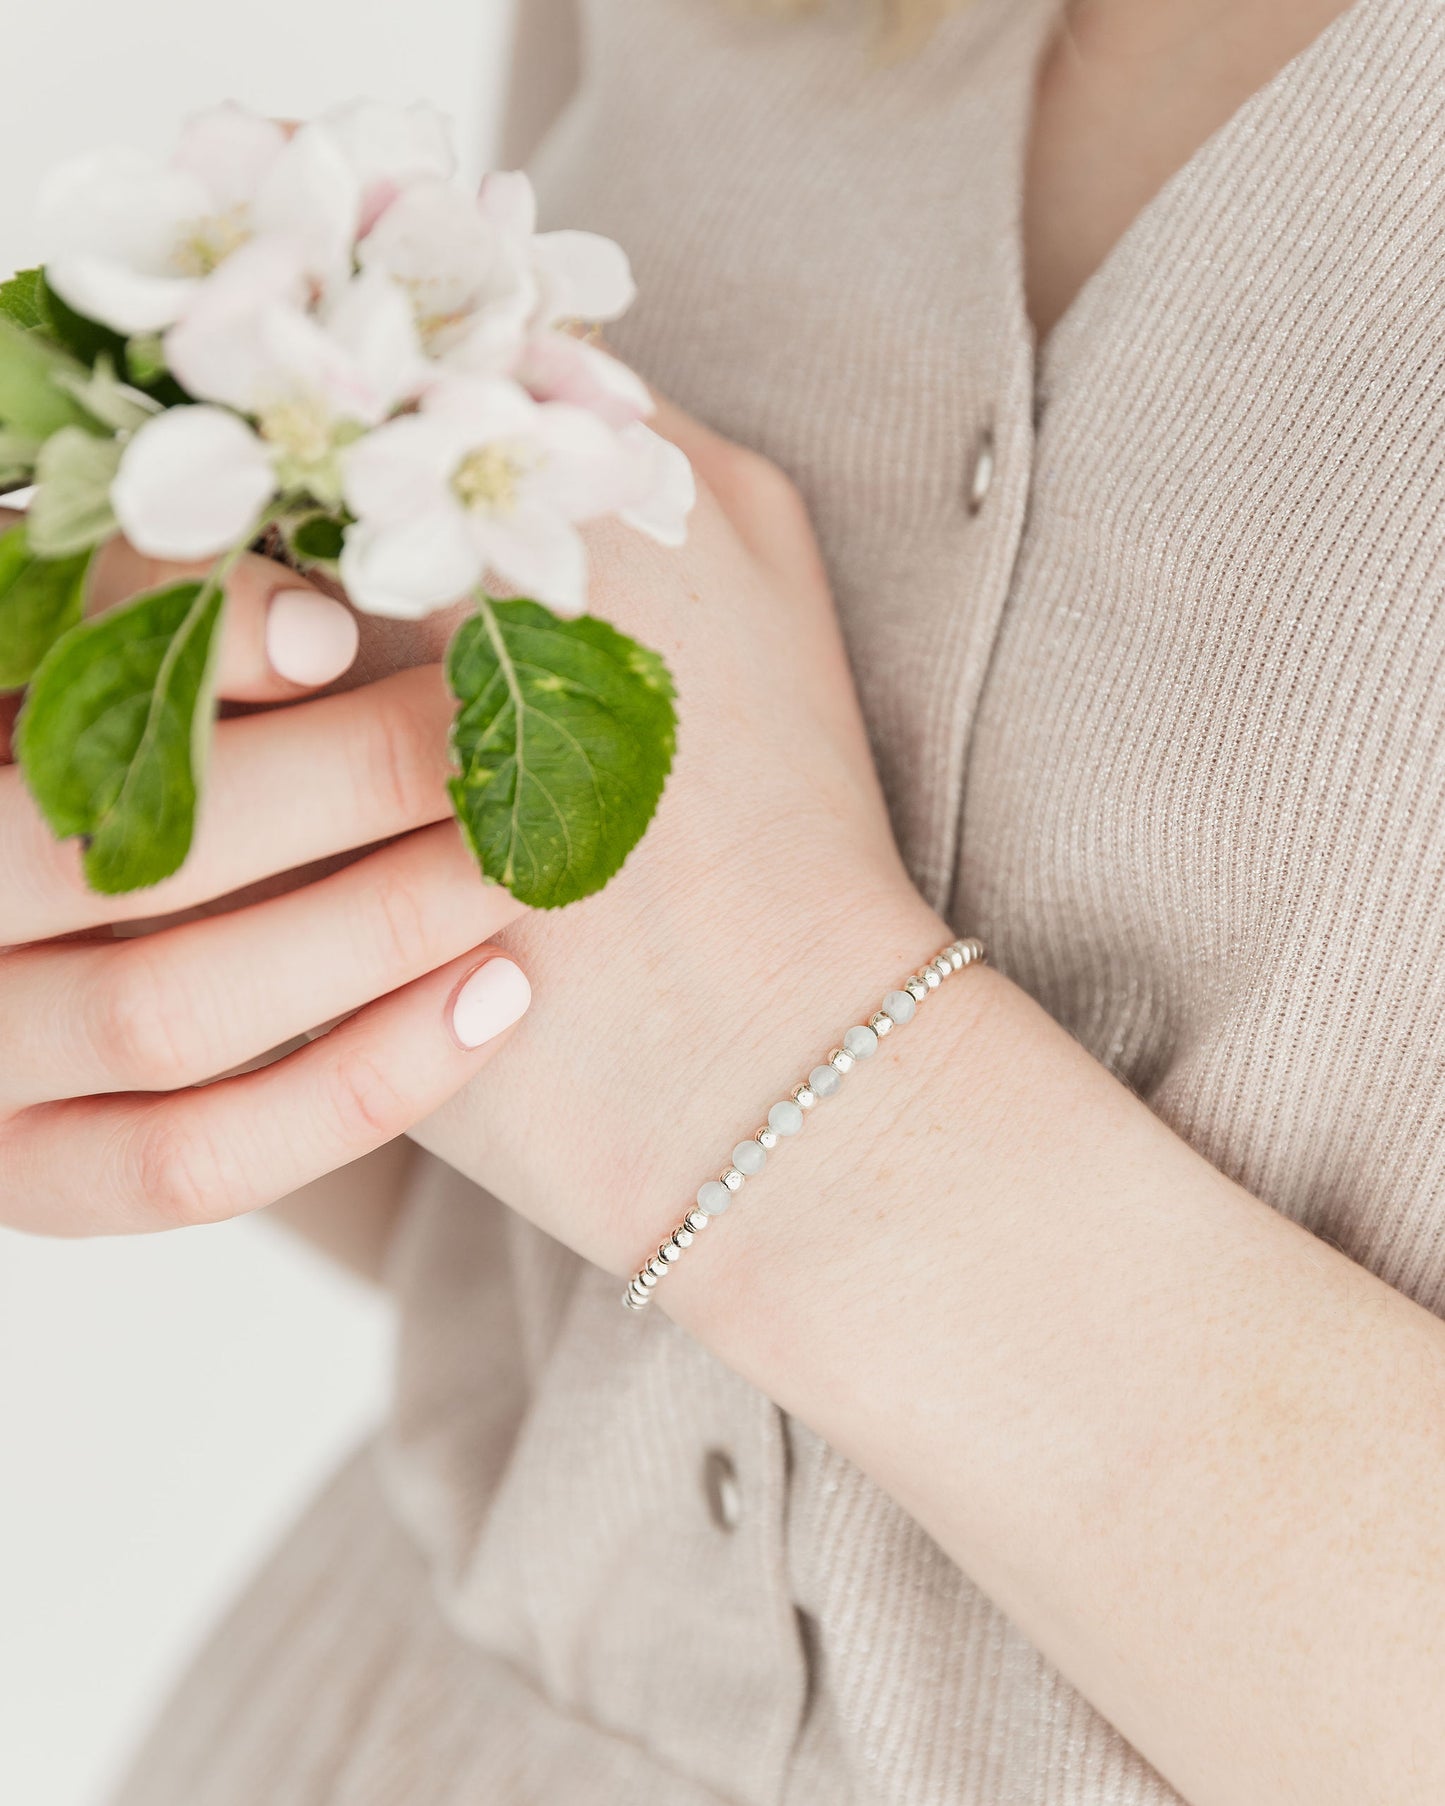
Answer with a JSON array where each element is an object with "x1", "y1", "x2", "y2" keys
[{"x1": 4, "y1": 0, "x2": 1443, "y2": 1799}]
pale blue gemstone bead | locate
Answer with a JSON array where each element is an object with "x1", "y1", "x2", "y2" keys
[
  {"x1": 843, "y1": 1024, "x2": 878, "y2": 1060},
  {"x1": 732, "y1": 1139, "x2": 766, "y2": 1176},
  {"x1": 809, "y1": 1063, "x2": 842, "y2": 1097},
  {"x1": 697, "y1": 1179, "x2": 731, "y2": 1216},
  {"x1": 882, "y1": 989, "x2": 916, "y2": 1025},
  {"x1": 768, "y1": 1100, "x2": 804, "y2": 1136}
]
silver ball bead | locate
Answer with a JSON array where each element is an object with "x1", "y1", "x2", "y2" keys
[
  {"x1": 792, "y1": 1082, "x2": 817, "y2": 1109},
  {"x1": 869, "y1": 1011, "x2": 894, "y2": 1036}
]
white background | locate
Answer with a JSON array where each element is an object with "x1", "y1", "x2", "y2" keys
[{"x1": 0, "y1": 5, "x2": 512, "y2": 1802}]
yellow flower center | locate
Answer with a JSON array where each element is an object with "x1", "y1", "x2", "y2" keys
[
  {"x1": 453, "y1": 445, "x2": 527, "y2": 516},
  {"x1": 258, "y1": 397, "x2": 335, "y2": 468},
  {"x1": 173, "y1": 206, "x2": 250, "y2": 278}
]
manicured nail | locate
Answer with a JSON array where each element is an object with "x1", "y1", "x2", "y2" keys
[
  {"x1": 265, "y1": 588, "x2": 359, "y2": 686},
  {"x1": 450, "y1": 958, "x2": 531, "y2": 1049}
]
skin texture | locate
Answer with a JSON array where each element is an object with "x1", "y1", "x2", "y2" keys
[{"x1": 7, "y1": 0, "x2": 1443, "y2": 1798}]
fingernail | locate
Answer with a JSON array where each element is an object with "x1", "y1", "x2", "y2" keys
[
  {"x1": 450, "y1": 958, "x2": 531, "y2": 1049},
  {"x1": 265, "y1": 588, "x2": 359, "y2": 686}
]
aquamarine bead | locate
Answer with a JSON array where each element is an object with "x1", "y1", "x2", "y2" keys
[
  {"x1": 733, "y1": 1139, "x2": 766, "y2": 1175},
  {"x1": 843, "y1": 1024, "x2": 878, "y2": 1060},
  {"x1": 882, "y1": 989, "x2": 916, "y2": 1025},
  {"x1": 697, "y1": 1179, "x2": 731, "y2": 1216},
  {"x1": 768, "y1": 1100, "x2": 804, "y2": 1136},
  {"x1": 809, "y1": 1063, "x2": 842, "y2": 1097}
]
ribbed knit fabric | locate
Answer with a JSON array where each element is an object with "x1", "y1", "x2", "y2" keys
[{"x1": 117, "y1": 1, "x2": 1445, "y2": 1801}]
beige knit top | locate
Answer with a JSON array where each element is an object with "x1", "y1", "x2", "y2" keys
[{"x1": 118, "y1": 1, "x2": 1445, "y2": 1801}]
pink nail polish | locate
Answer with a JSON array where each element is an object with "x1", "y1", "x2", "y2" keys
[
  {"x1": 265, "y1": 588, "x2": 359, "y2": 686},
  {"x1": 450, "y1": 958, "x2": 531, "y2": 1049}
]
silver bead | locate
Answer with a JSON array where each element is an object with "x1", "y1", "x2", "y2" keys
[
  {"x1": 933, "y1": 955, "x2": 953, "y2": 980},
  {"x1": 756, "y1": 1125, "x2": 778, "y2": 1150},
  {"x1": 720, "y1": 1166, "x2": 744, "y2": 1191},
  {"x1": 869, "y1": 1011, "x2": 894, "y2": 1036},
  {"x1": 646, "y1": 1256, "x2": 669, "y2": 1279},
  {"x1": 659, "y1": 1241, "x2": 682, "y2": 1263},
  {"x1": 639, "y1": 1268, "x2": 659, "y2": 1287},
  {"x1": 792, "y1": 1082, "x2": 816, "y2": 1109},
  {"x1": 828, "y1": 1046, "x2": 854, "y2": 1073},
  {"x1": 921, "y1": 965, "x2": 941, "y2": 990},
  {"x1": 672, "y1": 1225, "x2": 695, "y2": 1249},
  {"x1": 685, "y1": 1209, "x2": 709, "y2": 1232},
  {"x1": 905, "y1": 975, "x2": 928, "y2": 1002},
  {"x1": 949, "y1": 945, "x2": 964, "y2": 970}
]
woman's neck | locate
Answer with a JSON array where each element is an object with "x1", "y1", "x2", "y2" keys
[{"x1": 1024, "y1": 0, "x2": 1359, "y2": 342}]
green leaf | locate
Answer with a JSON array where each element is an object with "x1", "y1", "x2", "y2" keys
[
  {"x1": 53, "y1": 352, "x2": 159, "y2": 433},
  {"x1": 286, "y1": 511, "x2": 347, "y2": 567},
  {"x1": 0, "y1": 519, "x2": 90, "y2": 688},
  {"x1": 38, "y1": 278, "x2": 128, "y2": 370},
  {"x1": 0, "y1": 268, "x2": 46, "y2": 332},
  {"x1": 0, "y1": 427, "x2": 40, "y2": 490},
  {"x1": 0, "y1": 316, "x2": 99, "y2": 439},
  {"x1": 446, "y1": 597, "x2": 677, "y2": 908},
  {"x1": 27, "y1": 426, "x2": 121, "y2": 557},
  {"x1": 16, "y1": 577, "x2": 225, "y2": 893}
]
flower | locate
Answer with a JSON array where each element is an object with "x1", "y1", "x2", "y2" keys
[
  {"x1": 165, "y1": 241, "x2": 425, "y2": 501},
  {"x1": 111, "y1": 405, "x2": 277, "y2": 560},
  {"x1": 319, "y1": 99, "x2": 456, "y2": 233},
  {"x1": 358, "y1": 168, "x2": 638, "y2": 383},
  {"x1": 338, "y1": 376, "x2": 640, "y2": 617},
  {"x1": 39, "y1": 103, "x2": 360, "y2": 334},
  {"x1": 356, "y1": 176, "x2": 536, "y2": 375}
]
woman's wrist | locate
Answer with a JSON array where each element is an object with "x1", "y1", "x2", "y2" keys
[{"x1": 630, "y1": 874, "x2": 983, "y2": 1342}]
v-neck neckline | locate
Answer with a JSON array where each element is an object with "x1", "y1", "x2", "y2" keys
[{"x1": 1022, "y1": 0, "x2": 1387, "y2": 388}]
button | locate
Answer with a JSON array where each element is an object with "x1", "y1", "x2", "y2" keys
[
  {"x1": 966, "y1": 424, "x2": 995, "y2": 514},
  {"x1": 702, "y1": 1448, "x2": 741, "y2": 1532}
]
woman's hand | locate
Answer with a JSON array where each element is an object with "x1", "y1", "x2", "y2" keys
[
  {"x1": 398, "y1": 399, "x2": 951, "y2": 1273},
  {"x1": 0, "y1": 529, "x2": 532, "y2": 1237}
]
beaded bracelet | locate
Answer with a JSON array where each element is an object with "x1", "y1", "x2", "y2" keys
[{"x1": 622, "y1": 937, "x2": 986, "y2": 1311}]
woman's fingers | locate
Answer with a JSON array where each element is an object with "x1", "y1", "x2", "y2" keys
[
  {"x1": 0, "y1": 663, "x2": 456, "y2": 945},
  {"x1": 0, "y1": 823, "x2": 522, "y2": 1112},
  {"x1": 2, "y1": 944, "x2": 531, "y2": 1236},
  {"x1": 90, "y1": 538, "x2": 359, "y2": 701}
]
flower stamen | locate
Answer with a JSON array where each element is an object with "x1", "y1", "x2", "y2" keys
[
  {"x1": 453, "y1": 444, "x2": 530, "y2": 517},
  {"x1": 172, "y1": 206, "x2": 251, "y2": 278}
]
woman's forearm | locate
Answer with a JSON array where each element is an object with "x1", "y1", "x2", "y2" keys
[{"x1": 665, "y1": 952, "x2": 1445, "y2": 1806}]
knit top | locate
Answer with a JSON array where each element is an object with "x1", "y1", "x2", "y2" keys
[{"x1": 117, "y1": 2, "x2": 1445, "y2": 1801}]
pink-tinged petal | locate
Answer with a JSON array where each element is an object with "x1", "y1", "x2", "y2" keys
[
  {"x1": 531, "y1": 230, "x2": 636, "y2": 325},
  {"x1": 38, "y1": 148, "x2": 207, "y2": 272},
  {"x1": 253, "y1": 124, "x2": 360, "y2": 281},
  {"x1": 46, "y1": 254, "x2": 200, "y2": 336},
  {"x1": 173, "y1": 103, "x2": 286, "y2": 211},
  {"x1": 339, "y1": 507, "x2": 481, "y2": 618},
  {"x1": 323, "y1": 271, "x2": 427, "y2": 418},
  {"x1": 516, "y1": 332, "x2": 653, "y2": 427},
  {"x1": 321, "y1": 100, "x2": 457, "y2": 232},
  {"x1": 477, "y1": 170, "x2": 537, "y2": 240},
  {"x1": 164, "y1": 238, "x2": 310, "y2": 408},
  {"x1": 477, "y1": 508, "x2": 589, "y2": 616},
  {"x1": 341, "y1": 413, "x2": 464, "y2": 525},
  {"x1": 112, "y1": 407, "x2": 275, "y2": 560},
  {"x1": 616, "y1": 424, "x2": 695, "y2": 547}
]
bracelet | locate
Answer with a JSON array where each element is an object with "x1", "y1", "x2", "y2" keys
[{"x1": 622, "y1": 937, "x2": 986, "y2": 1311}]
